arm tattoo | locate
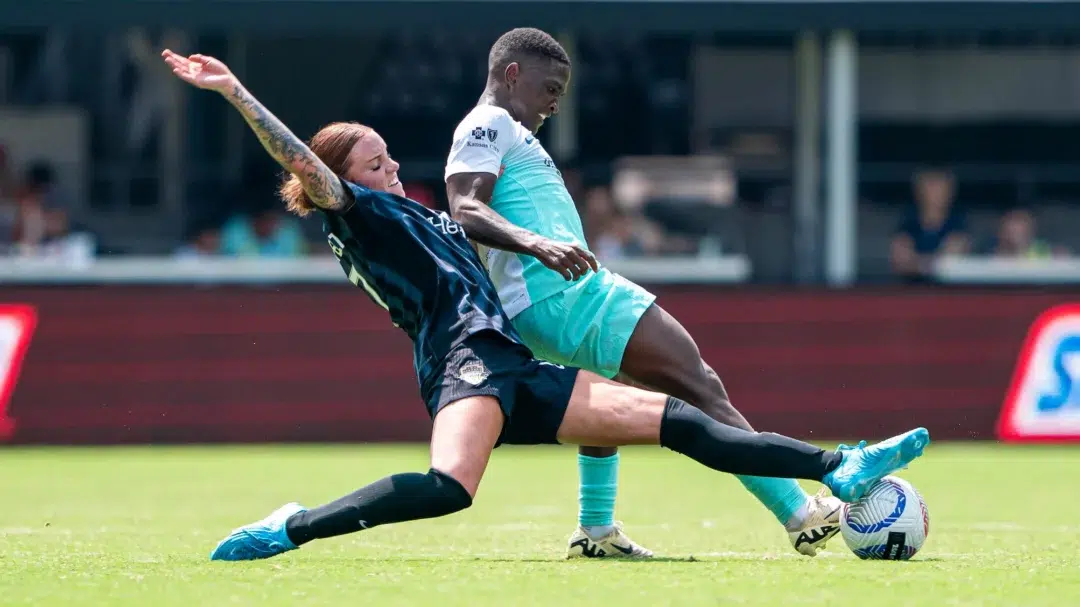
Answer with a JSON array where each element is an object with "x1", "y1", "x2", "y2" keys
[{"x1": 225, "y1": 83, "x2": 345, "y2": 211}]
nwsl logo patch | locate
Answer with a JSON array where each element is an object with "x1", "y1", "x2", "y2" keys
[{"x1": 458, "y1": 361, "x2": 490, "y2": 387}]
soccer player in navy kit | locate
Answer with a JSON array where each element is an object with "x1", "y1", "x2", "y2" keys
[{"x1": 161, "y1": 49, "x2": 930, "y2": 561}]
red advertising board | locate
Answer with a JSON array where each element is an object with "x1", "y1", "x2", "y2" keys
[{"x1": 0, "y1": 286, "x2": 1075, "y2": 445}]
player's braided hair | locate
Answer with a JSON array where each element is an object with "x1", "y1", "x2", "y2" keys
[{"x1": 488, "y1": 28, "x2": 570, "y2": 75}]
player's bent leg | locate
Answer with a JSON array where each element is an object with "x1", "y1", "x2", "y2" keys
[
  {"x1": 618, "y1": 305, "x2": 747, "y2": 428},
  {"x1": 618, "y1": 303, "x2": 830, "y2": 554},
  {"x1": 428, "y1": 395, "x2": 504, "y2": 498},
  {"x1": 209, "y1": 396, "x2": 500, "y2": 562}
]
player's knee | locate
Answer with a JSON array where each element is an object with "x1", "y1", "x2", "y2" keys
[
  {"x1": 701, "y1": 363, "x2": 730, "y2": 401},
  {"x1": 426, "y1": 468, "x2": 475, "y2": 514},
  {"x1": 683, "y1": 362, "x2": 729, "y2": 410},
  {"x1": 658, "y1": 395, "x2": 706, "y2": 448},
  {"x1": 688, "y1": 363, "x2": 752, "y2": 429}
]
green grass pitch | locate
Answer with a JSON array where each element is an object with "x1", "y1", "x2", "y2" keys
[{"x1": 2, "y1": 443, "x2": 1078, "y2": 606}]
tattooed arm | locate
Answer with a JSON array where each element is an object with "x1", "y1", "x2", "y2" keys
[
  {"x1": 222, "y1": 83, "x2": 347, "y2": 211},
  {"x1": 161, "y1": 49, "x2": 348, "y2": 211}
]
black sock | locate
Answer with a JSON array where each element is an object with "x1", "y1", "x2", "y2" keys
[
  {"x1": 659, "y1": 397, "x2": 842, "y2": 480},
  {"x1": 284, "y1": 468, "x2": 472, "y2": 546}
]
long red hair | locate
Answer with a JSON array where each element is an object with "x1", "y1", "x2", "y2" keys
[{"x1": 278, "y1": 122, "x2": 371, "y2": 217}]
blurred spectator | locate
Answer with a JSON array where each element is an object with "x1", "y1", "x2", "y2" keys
[
  {"x1": 13, "y1": 162, "x2": 53, "y2": 249},
  {"x1": 890, "y1": 167, "x2": 970, "y2": 280},
  {"x1": 176, "y1": 225, "x2": 223, "y2": 260},
  {"x1": 0, "y1": 145, "x2": 16, "y2": 250},
  {"x1": 220, "y1": 207, "x2": 306, "y2": 258},
  {"x1": 12, "y1": 161, "x2": 94, "y2": 262},
  {"x1": 985, "y1": 207, "x2": 1069, "y2": 259},
  {"x1": 584, "y1": 185, "x2": 646, "y2": 260},
  {"x1": 612, "y1": 156, "x2": 735, "y2": 257},
  {"x1": 582, "y1": 184, "x2": 694, "y2": 260}
]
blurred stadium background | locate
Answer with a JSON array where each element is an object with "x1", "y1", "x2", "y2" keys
[{"x1": 3, "y1": 1, "x2": 1080, "y2": 445}]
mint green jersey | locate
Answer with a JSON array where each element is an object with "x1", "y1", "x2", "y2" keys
[{"x1": 445, "y1": 104, "x2": 587, "y2": 318}]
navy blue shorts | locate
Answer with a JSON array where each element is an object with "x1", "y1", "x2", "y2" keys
[{"x1": 422, "y1": 330, "x2": 579, "y2": 446}]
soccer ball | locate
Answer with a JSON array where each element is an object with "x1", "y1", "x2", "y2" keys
[{"x1": 839, "y1": 475, "x2": 929, "y2": 560}]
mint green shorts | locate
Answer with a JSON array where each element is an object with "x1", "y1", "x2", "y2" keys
[{"x1": 512, "y1": 268, "x2": 656, "y2": 379}]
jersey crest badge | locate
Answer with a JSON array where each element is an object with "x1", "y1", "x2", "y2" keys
[
  {"x1": 458, "y1": 360, "x2": 491, "y2": 387},
  {"x1": 998, "y1": 304, "x2": 1080, "y2": 442}
]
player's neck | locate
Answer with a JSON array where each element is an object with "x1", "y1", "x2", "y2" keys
[{"x1": 479, "y1": 86, "x2": 518, "y2": 123}]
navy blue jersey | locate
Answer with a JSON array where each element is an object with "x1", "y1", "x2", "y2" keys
[{"x1": 320, "y1": 180, "x2": 527, "y2": 389}]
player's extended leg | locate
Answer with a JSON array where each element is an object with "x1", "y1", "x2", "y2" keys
[
  {"x1": 617, "y1": 303, "x2": 839, "y2": 556},
  {"x1": 208, "y1": 396, "x2": 502, "y2": 561},
  {"x1": 555, "y1": 371, "x2": 930, "y2": 502}
]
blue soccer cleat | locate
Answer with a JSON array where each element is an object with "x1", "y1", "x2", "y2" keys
[
  {"x1": 209, "y1": 502, "x2": 307, "y2": 561},
  {"x1": 823, "y1": 428, "x2": 930, "y2": 503}
]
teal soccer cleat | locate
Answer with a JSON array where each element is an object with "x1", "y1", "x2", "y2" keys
[
  {"x1": 209, "y1": 502, "x2": 307, "y2": 561},
  {"x1": 823, "y1": 428, "x2": 930, "y2": 503}
]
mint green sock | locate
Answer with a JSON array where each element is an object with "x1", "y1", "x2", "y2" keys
[
  {"x1": 578, "y1": 454, "x2": 618, "y2": 527},
  {"x1": 737, "y1": 475, "x2": 809, "y2": 525}
]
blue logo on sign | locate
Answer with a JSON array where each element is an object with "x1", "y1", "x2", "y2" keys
[{"x1": 1037, "y1": 335, "x2": 1080, "y2": 412}]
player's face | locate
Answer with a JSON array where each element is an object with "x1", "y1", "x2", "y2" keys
[
  {"x1": 508, "y1": 59, "x2": 570, "y2": 133},
  {"x1": 344, "y1": 132, "x2": 405, "y2": 197}
]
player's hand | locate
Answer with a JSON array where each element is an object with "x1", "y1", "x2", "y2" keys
[
  {"x1": 161, "y1": 49, "x2": 238, "y2": 94},
  {"x1": 527, "y1": 237, "x2": 599, "y2": 281}
]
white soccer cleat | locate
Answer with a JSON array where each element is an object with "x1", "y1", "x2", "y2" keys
[
  {"x1": 566, "y1": 522, "x2": 655, "y2": 559},
  {"x1": 787, "y1": 488, "x2": 844, "y2": 557}
]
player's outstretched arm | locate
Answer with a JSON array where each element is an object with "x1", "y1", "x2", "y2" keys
[
  {"x1": 161, "y1": 49, "x2": 347, "y2": 212},
  {"x1": 447, "y1": 173, "x2": 597, "y2": 281}
]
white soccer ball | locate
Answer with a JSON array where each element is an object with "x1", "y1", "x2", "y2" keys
[{"x1": 839, "y1": 475, "x2": 929, "y2": 560}]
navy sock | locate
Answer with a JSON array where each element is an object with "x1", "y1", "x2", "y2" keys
[
  {"x1": 285, "y1": 468, "x2": 472, "y2": 546},
  {"x1": 659, "y1": 397, "x2": 842, "y2": 480}
]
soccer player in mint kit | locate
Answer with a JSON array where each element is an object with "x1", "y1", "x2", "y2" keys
[{"x1": 445, "y1": 28, "x2": 842, "y2": 558}]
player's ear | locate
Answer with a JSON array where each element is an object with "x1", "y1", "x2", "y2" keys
[{"x1": 504, "y1": 62, "x2": 520, "y2": 87}]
